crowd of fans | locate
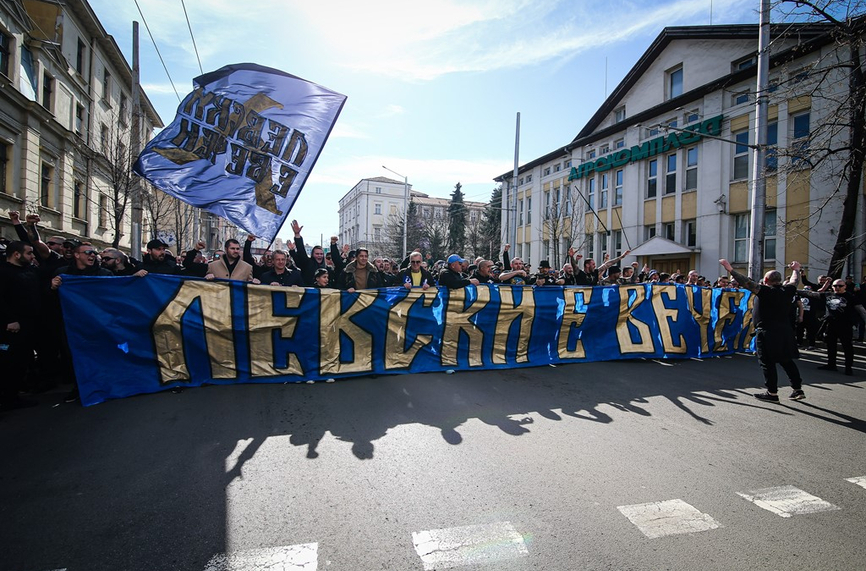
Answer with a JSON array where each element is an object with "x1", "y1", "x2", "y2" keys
[{"x1": 2, "y1": 212, "x2": 864, "y2": 410}]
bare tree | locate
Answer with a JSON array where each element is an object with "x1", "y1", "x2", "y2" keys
[
  {"x1": 538, "y1": 183, "x2": 587, "y2": 268},
  {"x1": 769, "y1": 4, "x2": 866, "y2": 277}
]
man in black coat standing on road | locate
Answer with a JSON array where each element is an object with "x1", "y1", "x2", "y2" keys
[{"x1": 720, "y1": 258, "x2": 805, "y2": 402}]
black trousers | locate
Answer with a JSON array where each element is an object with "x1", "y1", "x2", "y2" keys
[
  {"x1": 756, "y1": 328, "x2": 802, "y2": 393},
  {"x1": 825, "y1": 321, "x2": 854, "y2": 371}
]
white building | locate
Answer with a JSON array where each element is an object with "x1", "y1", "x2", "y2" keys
[
  {"x1": 497, "y1": 22, "x2": 864, "y2": 280},
  {"x1": 338, "y1": 176, "x2": 487, "y2": 255}
]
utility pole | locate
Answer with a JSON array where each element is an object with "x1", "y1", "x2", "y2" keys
[
  {"x1": 512, "y1": 112, "x2": 520, "y2": 249},
  {"x1": 130, "y1": 21, "x2": 143, "y2": 257},
  {"x1": 747, "y1": 0, "x2": 770, "y2": 280}
]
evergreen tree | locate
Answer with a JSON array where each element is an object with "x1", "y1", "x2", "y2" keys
[
  {"x1": 447, "y1": 182, "x2": 466, "y2": 254},
  {"x1": 480, "y1": 185, "x2": 503, "y2": 261}
]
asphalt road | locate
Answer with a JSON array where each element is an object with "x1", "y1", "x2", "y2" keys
[{"x1": 2, "y1": 349, "x2": 865, "y2": 571}]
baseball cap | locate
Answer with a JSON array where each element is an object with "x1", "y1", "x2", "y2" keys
[
  {"x1": 147, "y1": 239, "x2": 168, "y2": 250},
  {"x1": 447, "y1": 254, "x2": 466, "y2": 264}
]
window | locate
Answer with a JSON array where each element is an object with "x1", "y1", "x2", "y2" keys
[
  {"x1": 764, "y1": 209, "x2": 777, "y2": 260},
  {"x1": 42, "y1": 72, "x2": 53, "y2": 111},
  {"x1": 791, "y1": 67, "x2": 810, "y2": 84},
  {"x1": 518, "y1": 177, "x2": 524, "y2": 185},
  {"x1": 564, "y1": 186, "x2": 571, "y2": 217},
  {"x1": 374, "y1": 203, "x2": 381, "y2": 215},
  {"x1": 518, "y1": 199, "x2": 524, "y2": 226},
  {"x1": 733, "y1": 130, "x2": 749, "y2": 179},
  {"x1": 73, "y1": 179, "x2": 84, "y2": 219},
  {"x1": 544, "y1": 191, "x2": 550, "y2": 220},
  {"x1": 792, "y1": 112, "x2": 811, "y2": 167},
  {"x1": 75, "y1": 104, "x2": 85, "y2": 136},
  {"x1": 665, "y1": 154, "x2": 676, "y2": 194},
  {"x1": 645, "y1": 225, "x2": 656, "y2": 240},
  {"x1": 684, "y1": 219, "x2": 696, "y2": 247},
  {"x1": 526, "y1": 197, "x2": 532, "y2": 224},
  {"x1": 554, "y1": 163, "x2": 561, "y2": 172},
  {"x1": 564, "y1": 160, "x2": 571, "y2": 168},
  {"x1": 766, "y1": 122, "x2": 778, "y2": 171},
  {"x1": 0, "y1": 142, "x2": 8, "y2": 193},
  {"x1": 614, "y1": 106, "x2": 626, "y2": 123},
  {"x1": 646, "y1": 126, "x2": 660, "y2": 138},
  {"x1": 543, "y1": 167, "x2": 551, "y2": 176},
  {"x1": 685, "y1": 109, "x2": 700, "y2": 124},
  {"x1": 586, "y1": 233, "x2": 594, "y2": 260},
  {"x1": 685, "y1": 147, "x2": 698, "y2": 191},
  {"x1": 733, "y1": 55, "x2": 756, "y2": 71},
  {"x1": 668, "y1": 65, "x2": 683, "y2": 99},
  {"x1": 733, "y1": 90, "x2": 749, "y2": 105},
  {"x1": 40, "y1": 162, "x2": 53, "y2": 207},
  {"x1": 119, "y1": 93, "x2": 129, "y2": 125},
  {"x1": 614, "y1": 170, "x2": 623, "y2": 206},
  {"x1": 587, "y1": 149, "x2": 596, "y2": 160},
  {"x1": 614, "y1": 138, "x2": 625, "y2": 149},
  {"x1": 600, "y1": 144, "x2": 610, "y2": 155},
  {"x1": 600, "y1": 173, "x2": 608, "y2": 209},
  {"x1": 101, "y1": 124, "x2": 109, "y2": 153},
  {"x1": 0, "y1": 31, "x2": 10, "y2": 77},
  {"x1": 599, "y1": 231, "x2": 609, "y2": 260},
  {"x1": 734, "y1": 214, "x2": 749, "y2": 263},
  {"x1": 390, "y1": 204, "x2": 397, "y2": 215},
  {"x1": 588, "y1": 178, "x2": 595, "y2": 210},
  {"x1": 647, "y1": 159, "x2": 657, "y2": 198},
  {"x1": 664, "y1": 222, "x2": 675, "y2": 241},
  {"x1": 99, "y1": 194, "x2": 109, "y2": 227},
  {"x1": 526, "y1": 174, "x2": 532, "y2": 183},
  {"x1": 374, "y1": 226, "x2": 382, "y2": 241},
  {"x1": 613, "y1": 230, "x2": 623, "y2": 257},
  {"x1": 76, "y1": 39, "x2": 86, "y2": 75},
  {"x1": 102, "y1": 68, "x2": 111, "y2": 103},
  {"x1": 375, "y1": 186, "x2": 381, "y2": 194}
]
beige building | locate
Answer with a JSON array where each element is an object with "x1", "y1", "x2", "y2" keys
[{"x1": 497, "y1": 22, "x2": 865, "y2": 279}]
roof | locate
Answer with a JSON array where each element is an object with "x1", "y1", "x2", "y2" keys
[{"x1": 494, "y1": 20, "x2": 843, "y2": 182}]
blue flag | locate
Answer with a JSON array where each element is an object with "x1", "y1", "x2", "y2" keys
[{"x1": 133, "y1": 63, "x2": 346, "y2": 242}]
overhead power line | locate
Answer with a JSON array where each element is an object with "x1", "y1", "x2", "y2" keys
[
  {"x1": 180, "y1": 0, "x2": 204, "y2": 75},
  {"x1": 133, "y1": 0, "x2": 181, "y2": 102}
]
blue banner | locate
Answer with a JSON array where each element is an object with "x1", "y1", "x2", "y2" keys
[
  {"x1": 58, "y1": 275, "x2": 755, "y2": 406},
  {"x1": 133, "y1": 63, "x2": 346, "y2": 242}
]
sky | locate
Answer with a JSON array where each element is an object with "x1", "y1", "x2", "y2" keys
[{"x1": 88, "y1": 0, "x2": 763, "y2": 244}]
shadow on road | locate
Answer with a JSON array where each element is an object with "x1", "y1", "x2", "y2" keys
[{"x1": 1, "y1": 351, "x2": 863, "y2": 570}]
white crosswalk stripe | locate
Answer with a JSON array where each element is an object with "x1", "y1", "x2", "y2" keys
[
  {"x1": 845, "y1": 476, "x2": 866, "y2": 490},
  {"x1": 412, "y1": 521, "x2": 528, "y2": 570},
  {"x1": 202, "y1": 543, "x2": 317, "y2": 571},
  {"x1": 736, "y1": 485, "x2": 840, "y2": 518},
  {"x1": 617, "y1": 498, "x2": 722, "y2": 539}
]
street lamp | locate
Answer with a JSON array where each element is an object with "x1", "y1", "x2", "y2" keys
[{"x1": 382, "y1": 165, "x2": 409, "y2": 258}]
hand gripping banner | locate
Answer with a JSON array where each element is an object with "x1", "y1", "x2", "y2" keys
[
  {"x1": 58, "y1": 276, "x2": 755, "y2": 406},
  {"x1": 133, "y1": 63, "x2": 346, "y2": 242}
]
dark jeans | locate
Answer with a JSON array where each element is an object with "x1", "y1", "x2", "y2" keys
[
  {"x1": 825, "y1": 322, "x2": 854, "y2": 371},
  {"x1": 756, "y1": 328, "x2": 802, "y2": 393}
]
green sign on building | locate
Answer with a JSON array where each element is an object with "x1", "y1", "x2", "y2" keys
[{"x1": 568, "y1": 115, "x2": 723, "y2": 180}]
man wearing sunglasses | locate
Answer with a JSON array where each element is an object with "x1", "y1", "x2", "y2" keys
[
  {"x1": 801, "y1": 278, "x2": 866, "y2": 376},
  {"x1": 398, "y1": 251, "x2": 434, "y2": 289}
]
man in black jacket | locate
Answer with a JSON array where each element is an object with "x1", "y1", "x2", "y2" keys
[
  {"x1": 261, "y1": 251, "x2": 304, "y2": 287},
  {"x1": 141, "y1": 239, "x2": 182, "y2": 275},
  {"x1": 0, "y1": 242, "x2": 41, "y2": 409},
  {"x1": 438, "y1": 254, "x2": 479, "y2": 289},
  {"x1": 721, "y1": 258, "x2": 805, "y2": 402},
  {"x1": 398, "y1": 251, "x2": 435, "y2": 289},
  {"x1": 289, "y1": 220, "x2": 343, "y2": 286}
]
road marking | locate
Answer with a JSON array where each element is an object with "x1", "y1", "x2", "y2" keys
[
  {"x1": 412, "y1": 521, "x2": 528, "y2": 570},
  {"x1": 203, "y1": 543, "x2": 317, "y2": 571},
  {"x1": 736, "y1": 485, "x2": 840, "y2": 518},
  {"x1": 617, "y1": 499, "x2": 721, "y2": 539},
  {"x1": 846, "y1": 476, "x2": 866, "y2": 490}
]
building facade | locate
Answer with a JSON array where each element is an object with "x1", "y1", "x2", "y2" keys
[
  {"x1": 0, "y1": 0, "x2": 238, "y2": 256},
  {"x1": 497, "y1": 22, "x2": 865, "y2": 280},
  {"x1": 338, "y1": 176, "x2": 487, "y2": 256}
]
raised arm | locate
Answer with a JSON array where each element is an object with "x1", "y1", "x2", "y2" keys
[
  {"x1": 720, "y1": 258, "x2": 759, "y2": 294},
  {"x1": 785, "y1": 261, "x2": 801, "y2": 286}
]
